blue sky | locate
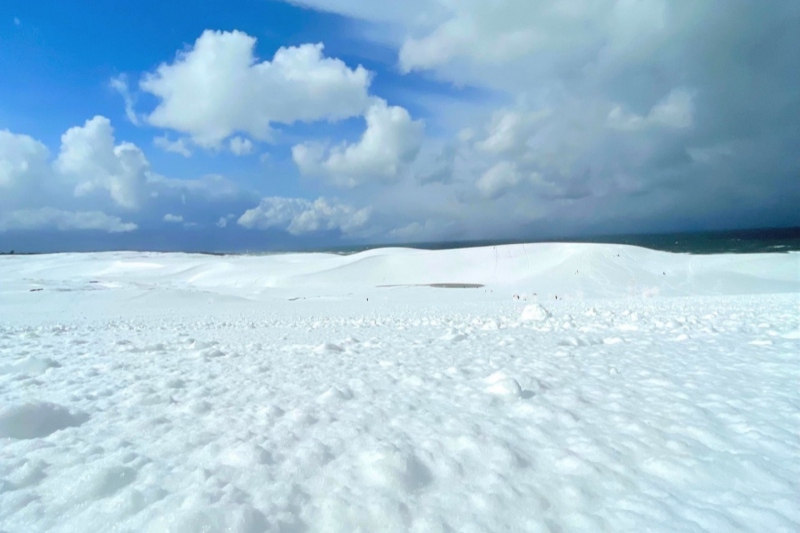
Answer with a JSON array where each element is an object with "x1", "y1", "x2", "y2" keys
[{"x1": 1, "y1": 0, "x2": 798, "y2": 252}]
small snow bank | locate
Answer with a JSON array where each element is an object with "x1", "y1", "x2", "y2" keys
[
  {"x1": 0, "y1": 356, "x2": 60, "y2": 375},
  {"x1": 0, "y1": 402, "x2": 88, "y2": 439},
  {"x1": 485, "y1": 371, "x2": 524, "y2": 397},
  {"x1": 520, "y1": 304, "x2": 551, "y2": 322},
  {"x1": 0, "y1": 243, "x2": 797, "y2": 298}
]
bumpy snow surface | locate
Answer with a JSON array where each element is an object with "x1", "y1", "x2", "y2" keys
[{"x1": 1, "y1": 244, "x2": 799, "y2": 532}]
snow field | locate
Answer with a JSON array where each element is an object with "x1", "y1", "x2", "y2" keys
[{"x1": 0, "y1": 245, "x2": 799, "y2": 532}]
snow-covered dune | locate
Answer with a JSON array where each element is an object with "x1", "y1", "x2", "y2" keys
[
  {"x1": 1, "y1": 244, "x2": 799, "y2": 532},
  {"x1": 1, "y1": 243, "x2": 797, "y2": 298}
]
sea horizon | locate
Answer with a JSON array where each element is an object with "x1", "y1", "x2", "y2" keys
[{"x1": 3, "y1": 226, "x2": 798, "y2": 257}]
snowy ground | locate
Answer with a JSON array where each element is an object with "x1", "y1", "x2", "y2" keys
[{"x1": 1, "y1": 244, "x2": 799, "y2": 532}]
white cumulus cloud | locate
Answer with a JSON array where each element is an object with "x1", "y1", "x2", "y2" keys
[
  {"x1": 476, "y1": 108, "x2": 552, "y2": 156},
  {"x1": 229, "y1": 136, "x2": 254, "y2": 156},
  {"x1": 1, "y1": 117, "x2": 264, "y2": 243},
  {"x1": 393, "y1": 0, "x2": 671, "y2": 84},
  {"x1": 154, "y1": 135, "x2": 192, "y2": 157},
  {"x1": 140, "y1": 30, "x2": 372, "y2": 148},
  {"x1": 55, "y1": 116, "x2": 149, "y2": 210},
  {"x1": 238, "y1": 197, "x2": 371, "y2": 235},
  {"x1": 293, "y1": 99, "x2": 423, "y2": 187},
  {"x1": 0, "y1": 208, "x2": 137, "y2": 233},
  {"x1": 109, "y1": 75, "x2": 140, "y2": 125},
  {"x1": 0, "y1": 130, "x2": 50, "y2": 189}
]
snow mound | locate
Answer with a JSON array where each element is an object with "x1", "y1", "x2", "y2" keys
[
  {"x1": 319, "y1": 385, "x2": 354, "y2": 403},
  {"x1": 485, "y1": 370, "x2": 524, "y2": 397},
  {"x1": 220, "y1": 442, "x2": 274, "y2": 467},
  {"x1": 0, "y1": 356, "x2": 60, "y2": 375},
  {"x1": 360, "y1": 445, "x2": 432, "y2": 492},
  {"x1": 520, "y1": 304, "x2": 551, "y2": 322},
  {"x1": 314, "y1": 342, "x2": 344, "y2": 353},
  {"x1": 67, "y1": 465, "x2": 138, "y2": 501},
  {"x1": 0, "y1": 402, "x2": 88, "y2": 439},
  {"x1": 486, "y1": 378, "x2": 523, "y2": 397}
]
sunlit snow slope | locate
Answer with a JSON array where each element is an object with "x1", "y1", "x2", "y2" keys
[{"x1": 1, "y1": 244, "x2": 798, "y2": 532}]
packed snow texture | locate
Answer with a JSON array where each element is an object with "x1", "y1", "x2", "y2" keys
[{"x1": 0, "y1": 244, "x2": 798, "y2": 532}]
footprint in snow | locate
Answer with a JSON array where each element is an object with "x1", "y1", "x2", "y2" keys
[{"x1": 0, "y1": 402, "x2": 89, "y2": 439}]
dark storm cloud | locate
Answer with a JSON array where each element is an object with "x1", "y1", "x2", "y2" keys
[{"x1": 347, "y1": 0, "x2": 800, "y2": 237}]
